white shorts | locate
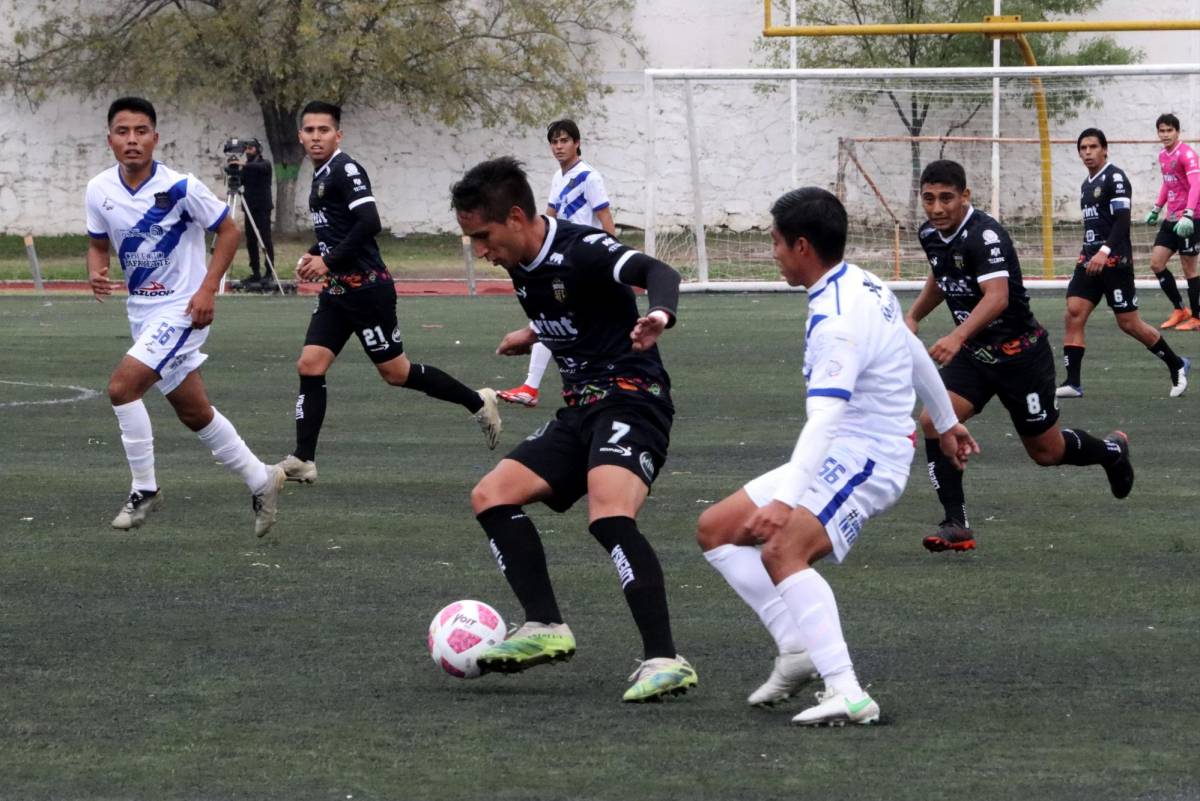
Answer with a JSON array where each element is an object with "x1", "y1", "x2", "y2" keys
[
  {"x1": 744, "y1": 440, "x2": 912, "y2": 563},
  {"x1": 128, "y1": 313, "x2": 209, "y2": 396}
]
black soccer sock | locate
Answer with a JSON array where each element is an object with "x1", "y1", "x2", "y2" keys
[
  {"x1": 1187, "y1": 277, "x2": 1200, "y2": 317},
  {"x1": 293, "y1": 375, "x2": 327, "y2": 462},
  {"x1": 403, "y1": 363, "x2": 484, "y2": 413},
  {"x1": 1059, "y1": 428, "x2": 1121, "y2": 467},
  {"x1": 1147, "y1": 336, "x2": 1185, "y2": 376},
  {"x1": 1157, "y1": 269, "x2": 1185, "y2": 309},
  {"x1": 1063, "y1": 345, "x2": 1085, "y2": 387},
  {"x1": 925, "y1": 437, "x2": 968, "y2": 527},
  {"x1": 588, "y1": 516, "x2": 676, "y2": 660},
  {"x1": 476, "y1": 505, "x2": 562, "y2": 624}
]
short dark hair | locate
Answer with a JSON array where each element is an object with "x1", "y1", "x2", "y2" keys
[
  {"x1": 770, "y1": 187, "x2": 847, "y2": 262},
  {"x1": 547, "y1": 119, "x2": 582, "y2": 156},
  {"x1": 1156, "y1": 112, "x2": 1181, "y2": 131},
  {"x1": 301, "y1": 100, "x2": 342, "y2": 127},
  {"x1": 920, "y1": 159, "x2": 968, "y2": 192},
  {"x1": 450, "y1": 157, "x2": 537, "y2": 223},
  {"x1": 1077, "y1": 127, "x2": 1107, "y2": 150},
  {"x1": 107, "y1": 97, "x2": 157, "y2": 128}
]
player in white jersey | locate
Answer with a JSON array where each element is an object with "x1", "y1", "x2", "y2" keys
[
  {"x1": 498, "y1": 119, "x2": 617, "y2": 408},
  {"x1": 85, "y1": 97, "x2": 285, "y2": 536},
  {"x1": 695, "y1": 188, "x2": 978, "y2": 726}
]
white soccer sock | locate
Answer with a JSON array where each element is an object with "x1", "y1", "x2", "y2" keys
[
  {"x1": 196, "y1": 408, "x2": 270, "y2": 493},
  {"x1": 704, "y1": 544, "x2": 806, "y2": 654},
  {"x1": 777, "y1": 568, "x2": 862, "y2": 697},
  {"x1": 524, "y1": 342, "x2": 553, "y2": 390},
  {"x1": 113, "y1": 400, "x2": 157, "y2": 492}
]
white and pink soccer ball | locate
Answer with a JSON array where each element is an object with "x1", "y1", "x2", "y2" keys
[{"x1": 427, "y1": 599, "x2": 507, "y2": 679}]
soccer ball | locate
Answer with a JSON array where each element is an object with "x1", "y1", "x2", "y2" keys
[{"x1": 427, "y1": 599, "x2": 507, "y2": 679}]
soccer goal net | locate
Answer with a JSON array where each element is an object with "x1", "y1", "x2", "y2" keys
[{"x1": 643, "y1": 65, "x2": 1200, "y2": 289}]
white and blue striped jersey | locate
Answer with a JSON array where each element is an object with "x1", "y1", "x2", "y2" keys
[
  {"x1": 85, "y1": 161, "x2": 229, "y2": 324},
  {"x1": 546, "y1": 160, "x2": 611, "y2": 228},
  {"x1": 803, "y1": 262, "x2": 916, "y2": 461}
]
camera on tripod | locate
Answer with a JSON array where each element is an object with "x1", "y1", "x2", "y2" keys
[{"x1": 221, "y1": 137, "x2": 252, "y2": 192}]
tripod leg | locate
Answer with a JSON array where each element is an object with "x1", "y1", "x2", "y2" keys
[{"x1": 242, "y1": 200, "x2": 283, "y2": 295}]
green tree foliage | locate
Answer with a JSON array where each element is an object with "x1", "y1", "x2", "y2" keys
[
  {"x1": 762, "y1": 0, "x2": 1141, "y2": 220},
  {"x1": 3, "y1": 0, "x2": 638, "y2": 231}
]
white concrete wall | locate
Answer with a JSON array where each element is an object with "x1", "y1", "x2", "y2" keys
[{"x1": 1, "y1": 0, "x2": 1197, "y2": 236}]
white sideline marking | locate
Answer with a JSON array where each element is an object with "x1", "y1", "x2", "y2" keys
[{"x1": 0, "y1": 380, "x2": 101, "y2": 408}]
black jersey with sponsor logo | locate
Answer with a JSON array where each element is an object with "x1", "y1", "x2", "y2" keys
[
  {"x1": 308, "y1": 150, "x2": 391, "y2": 293},
  {"x1": 1080, "y1": 162, "x2": 1133, "y2": 258},
  {"x1": 509, "y1": 217, "x2": 672, "y2": 406},
  {"x1": 918, "y1": 207, "x2": 1041, "y2": 353}
]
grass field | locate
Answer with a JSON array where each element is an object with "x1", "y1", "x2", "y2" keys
[{"x1": 2, "y1": 292, "x2": 1198, "y2": 801}]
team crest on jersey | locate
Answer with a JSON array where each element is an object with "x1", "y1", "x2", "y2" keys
[
  {"x1": 1114, "y1": 173, "x2": 1124, "y2": 182},
  {"x1": 953, "y1": 252, "x2": 965, "y2": 269},
  {"x1": 981, "y1": 229, "x2": 1000, "y2": 245},
  {"x1": 1093, "y1": 186, "x2": 1102, "y2": 198},
  {"x1": 154, "y1": 192, "x2": 171, "y2": 209},
  {"x1": 552, "y1": 277, "x2": 567, "y2": 303},
  {"x1": 317, "y1": 181, "x2": 326, "y2": 198},
  {"x1": 344, "y1": 163, "x2": 359, "y2": 177}
]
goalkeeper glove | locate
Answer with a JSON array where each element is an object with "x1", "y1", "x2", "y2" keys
[
  {"x1": 1174, "y1": 211, "x2": 1195, "y2": 239},
  {"x1": 1145, "y1": 206, "x2": 1162, "y2": 225}
]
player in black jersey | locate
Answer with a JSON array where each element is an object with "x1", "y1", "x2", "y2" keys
[
  {"x1": 278, "y1": 101, "x2": 501, "y2": 483},
  {"x1": 1059, "y1": 128, "x2": 1189, "y2": 399},
  {"x1": 450, "y1": 157, "x2": 696, "y2": 702},
  {"x1": 906, "y1": 160, "x2": 1134, "y2": 553}
]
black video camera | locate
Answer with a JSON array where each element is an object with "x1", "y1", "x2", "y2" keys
[{"x1": 221, "y1": 137, "x2": 253, "y2": 192}]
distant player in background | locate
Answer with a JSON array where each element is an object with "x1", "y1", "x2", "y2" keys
[
  {"x1": 86, "y1": 97, "x2": 285, "y2": 536},
  {"x1": 1145, "y1": 113, "x2": 1200, "y2": 329},
  {"x1": 498, "y1": 119, "x2": 617, "y2": 408},
  {"x1": 696, "y1": 187, "x2": 977, "y2": 726},
  {"x1": 1057, "y1": 128, "x2": 1188, "y2": 399},
  {"x1": 907, "y1": 160, "x2": 1134, "y2": 554},
  {"x1": 280, "y1": 101, "x2": 501, "y2": 484},
  {"x1": 452, "y1": 157, "x2": 696, "y2": 703}
]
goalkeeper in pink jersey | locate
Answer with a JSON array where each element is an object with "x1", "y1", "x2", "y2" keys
[{"x1": 1145, "y1": 113, "x2": 1200, "y2": 330}]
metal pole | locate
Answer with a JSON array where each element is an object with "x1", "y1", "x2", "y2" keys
[
  {"x1": 644, "y1": 71, "x2": 657, "y2": 259},
  {"x1": 790, "y1": 0, "x2": 798, "y2": 188},
  {"x1": 461, "y1": 235, "x2": 476, "y2": 297},
  {"x1": 991, "y1": 0, "x2": 1001, "y2": 217},
  {"x1": 240, "y1": 195, "x2": 284, "y2": 295},
  {"x1": 23, "y1": 235, "x2": 44, "y2": 294},
  {"x1": 684, "y1": 80, "x2": 710, "y2": 283}
]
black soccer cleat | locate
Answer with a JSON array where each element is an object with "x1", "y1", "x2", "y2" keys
[
  {"x1": 1102, "y1": 431, "x2": 1134, "y2": 500},
  {"x1": 922, "y1": 520, "x2": 976, "y2": 553}
]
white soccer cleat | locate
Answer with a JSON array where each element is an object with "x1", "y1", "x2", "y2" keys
[
  {"x1": 111, "y1": 490, "x2": 162, "y2": 530},
  {"x1": 791, "y1": 689, "x2": 880, "y2": 727},
  {"x1": 474, "y1": 388, "x2": 502, "y2": 450},
  {"x1": 1054, "y1": 383, "x2": 1083, "y2": 399},
  {"x1": 252, "y1": 464, "x2": 286, "y2": 538},
  {"x1": 747, "y1": 651, "x2": 820, "y2": 706},
  {"x1": 1170, "y1": 357, "x2": 1190, "y2": 398},
  {"x1": 279, "y1": 454, "x2": 318, "y2": 484}
]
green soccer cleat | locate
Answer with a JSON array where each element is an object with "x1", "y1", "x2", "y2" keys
[
  {"x1": 622, "y1": 655, "x2": 698, "y2": 702},
  {"x1": 477, "y1": 621, "x2": 575, "y2": 674}
]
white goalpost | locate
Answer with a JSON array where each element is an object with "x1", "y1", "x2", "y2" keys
[{"x1": 643, "y1": 64, "x2": 1200, "y2": 291}]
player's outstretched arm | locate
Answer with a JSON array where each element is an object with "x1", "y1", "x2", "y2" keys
[
  {"x1": 904, "y1": 272, "x2": 944, "y2": 334},
  {"x1": 188, "y1": 215, "x2": 240, "y2": 329},
  {"x1": 496, "y1": 325, "x2": 539, "y2": 356},
  {"x1": 616, "y1": 253, "x2": 681, "y2": 351},
  {"x1": 87, "y1": 237, "x2": 114, "y2": 302}
]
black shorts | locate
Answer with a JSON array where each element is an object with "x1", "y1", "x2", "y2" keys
[
  {"x1": 939, "y1": 337, "x2": 1059, "y2": 437},
  {"x1": 505, "y1": 395, "x2": 673, "y2": 513},
  {"x1": 303, "y1": 283, "x2": 404, "y2": 364},
  {"x1": 1067, "y1": 254, "x2": 1138, "y2": 313},
  {"x1": 1153, "y1": 218, "x2": 1198, "y2": 256}
]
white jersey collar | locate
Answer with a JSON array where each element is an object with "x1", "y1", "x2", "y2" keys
[
  {"x1": 807, "y1": 261, "x2": 848, "y2": 299},
  {"x1": 1086, "y1": 162, "x2": 1113, "y2": 184},
  {"x1": 937, "y1": 205, "x2": 976, "y2": 243},
  {"x1": 314, "y1": 149, "x2": 344, "y2": 179},
  {"x1": 520, "y1": 215, "x2": 558, "y2": 272}
]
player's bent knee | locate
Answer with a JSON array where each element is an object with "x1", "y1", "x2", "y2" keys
[{"x1": 695, "y1": 506, "x2": 731, "y2": 550}]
